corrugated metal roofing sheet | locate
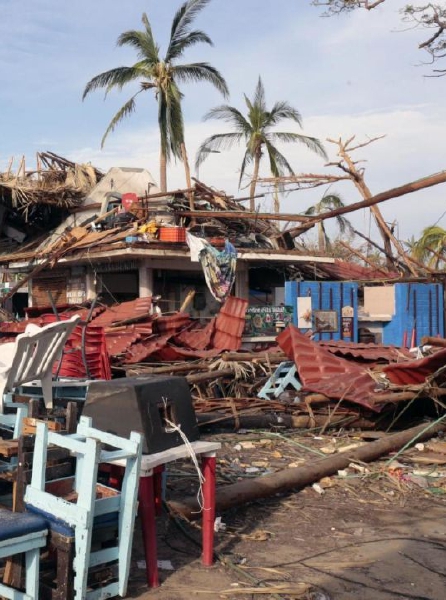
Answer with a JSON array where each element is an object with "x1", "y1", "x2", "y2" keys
[
  {"x1": 213, "y1": 297, "x2": 248, "y2": 351},
  {"x1": 153, "y1": 313, "x2": 191, "y2": 334},
  {"x1": 384, "y1": 348, "x2": 446, "y2": 385},
  {"x1": 319, "y1": 341, "x2": 412, "y2": 363},
  {"x1": 277, "y1": 325, "x2": 382, "y2": 411},
  {"x1": 175, "y1": 318, "x2": 216, "y2": 350},
  {"x1": 317, "y1": 260, "x2": 399, "y2": 281},
  {"x1": 91, "y1": 298, "x2": 153, "y2": 327}
]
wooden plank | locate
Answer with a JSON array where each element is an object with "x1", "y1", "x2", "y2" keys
[{"x1": 0, "y1": 440, "x2": 19, "y2": 457}]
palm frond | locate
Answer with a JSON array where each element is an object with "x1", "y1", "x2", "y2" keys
[
  {"x1": 101, "y1": 92, "x2": 142, "y2": 148},
  {"x1": 169, "y1": 0, "x2": 210, "y2": 56},
  {"x1": 166, "y1": 30, "x2": 212, "y2": 62},
  {"x1": 268, "y1": 132, "x2": 328, "y2": 160},
  {"x1": 173, "y1": 63, "x2": 229, "y2": 97},
  {"x1": 238, "y1": 149, "x2": 253, "y2": 188},
  {"x1": 195, "y1": 133, "x2": 244, "y2": 169},
  {"x1": 165, "y1": 81, "x2": 185, "y2": 159},
  {"x1": 253, "y1": 76, "x2": 266, "y2": 112},
  {"x1": 117, "y1": 23, "x2": 159, "y2": 63},
  {"x1": 264, "y1": 141, "x2": 295, "y2": 177},
  {"x1": 203, "y1": 105, "x2": 251, "y2": 133},
  {"x1": 83, "y1": 66, "x2": 144, "y2": 100},
  {"x1": 266, "y1": 101, "x2": 302, "y2": 127}
]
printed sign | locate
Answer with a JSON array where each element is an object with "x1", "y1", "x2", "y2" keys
[{"x1": 244, "y1": 305, "x2": 293, "y2": 336}]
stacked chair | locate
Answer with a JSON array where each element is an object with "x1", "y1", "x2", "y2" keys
[{"x1": 1, "y1": 416, "x2": 142, "y2": 600}]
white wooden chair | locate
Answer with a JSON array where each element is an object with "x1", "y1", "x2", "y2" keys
[{"x1": 0, "y1": 315, "x2": 80, "y2": 413}]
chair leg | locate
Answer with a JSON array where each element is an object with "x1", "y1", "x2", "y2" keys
[
  {"x1": 40, "y1": 372, "x2": 53, "y2": 411},
  {"x1": 73, "y1": 527, "x2": 94, "y2": 600},
  {"x1": 117, "y1": 454, "x2": 140, "y2": 596},
  {"x1": 25, "y1": 547, "x2": 41, "y2": 600}
]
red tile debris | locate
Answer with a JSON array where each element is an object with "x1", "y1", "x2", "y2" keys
[
  {"x1": 277, "y1": 325, "x2": 382, "y2": 411},
  {"x1": 383, "y1": 348, "x2": 446, "y2": 385},
  {"x1": 213, "y1": 297, "x2": 248, "y2": 351}
]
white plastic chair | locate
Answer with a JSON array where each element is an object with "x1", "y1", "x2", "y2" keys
[{"x1": 0, "y1": 315, "x2": 80, "y2": 413}]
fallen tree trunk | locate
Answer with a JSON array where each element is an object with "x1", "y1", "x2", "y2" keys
[
  {"x1": 286, "y1": 170, "x2": 446, "y2": 239},
  {"x1": 169, "y1": 419, "x2": 446, "y2": 519},
  {"x1": 197, "y1": 412, "x2": 376, "y2": 430}
]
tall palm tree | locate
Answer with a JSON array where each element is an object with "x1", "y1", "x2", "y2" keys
[
  {"x1": 411, "y1": 225, "x2": 446, "y2": 268},
  {"x1": 304, "y1": 193, "x2": 350, "y2": 252},
  {"x1": 83, "y1": 0, "x2": 228, "y2": 192},
  {"x1": 196, "y1": 77, "x2": 327, "y2": 210}
]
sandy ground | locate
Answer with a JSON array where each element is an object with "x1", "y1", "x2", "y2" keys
[{"x1": 125, "y1": 430, "x2": 446, "y2": 600}]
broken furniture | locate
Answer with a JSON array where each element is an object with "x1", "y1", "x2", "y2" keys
[
  {"x1": 82, "y1": 375, "x2": 220, "y2": 588},
  {"x1": 257, "y1": 361, "x2": 301, "y2": 400},
  {"x1": 0, "y1": 508, "x2": 47, "y2": 600},
  {"x1": 24, "y1": 417, "x2": 142, "y2": 600},
  {"x1": 0, "y1": 315, "x2": 81, "y2": 412}
]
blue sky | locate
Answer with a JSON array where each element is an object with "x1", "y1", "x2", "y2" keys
[{"x1": 1, "y1": 0, "x2": 445, "y2": 242}]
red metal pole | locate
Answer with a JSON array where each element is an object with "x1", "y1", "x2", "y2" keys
[
  {"x1": 138, "y1": 474, "x2": 159, "y2": 588},
  {"x1": 201, "y1": 454, "x2": 216, "y2": 566}
]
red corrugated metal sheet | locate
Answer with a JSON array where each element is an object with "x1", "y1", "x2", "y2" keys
[
  {"x1": 152, "y1": 313, "x2": 191, "y2": 334},
  {"x1": 91, "y1": 298, "x2": 153, "y2": 327},
  {"x1": 384, "y1": 348, "x2": 446, "y2": 385},
  {"x1": 213, "y1": 297, "x2": 248, "y2": 351},
  {"x1": 318, "y1": 260, "x2": 399, "y2": 281},
  {"x1": 319, "y1": 341, "x2": 412, "y2": 363},
  {"x1": 175, "y1": 318, "x2": 216, "y2": 350},
  {"x1": 124, "y1": 334, "x2": 172, "y2": 364},
  {"x1": 155, "y1": 346, "x2": 221, "y2": 361},
  {"x1": 105, "y1": 329, "x2": 142, "y2": 357},
  {"x1": 277, "y1": 325, "x2": 381, "y2": 411}
]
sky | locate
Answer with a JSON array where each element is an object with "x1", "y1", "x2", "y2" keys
[{"x1": 1, "y1": 0, "x2": 446, "y2": 244}]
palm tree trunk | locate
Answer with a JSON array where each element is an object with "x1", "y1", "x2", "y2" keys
[
  {"x1": 250, "y1": 148, "x2": 261, "y2": 212},
  {"x1": 160, "y1": 147, "x2": 167, "y2": 193},
  {"x1": 317, "y1": 222, "x2": 326, "y2": 253}
]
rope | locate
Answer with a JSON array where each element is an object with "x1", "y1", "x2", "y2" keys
[{"x1": 162, "y1": 396, "x2": 206, "y2": 512}]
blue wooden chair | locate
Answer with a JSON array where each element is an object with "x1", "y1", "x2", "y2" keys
[
  {"x1": 24, "y1": 417, "x2": 142, "y2": 600},
  {"x1": 0, "y1": 508, "x2": 47, "y2": 600}
]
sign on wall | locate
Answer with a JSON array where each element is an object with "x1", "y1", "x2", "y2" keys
[{"x1": 244, "y1": 305, "x2": 293, "y2": 336}]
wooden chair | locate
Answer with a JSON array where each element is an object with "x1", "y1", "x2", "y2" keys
[
  {"x1": 0, "y1": 507, "x2": 47, "y2": 600},
  {"x1": 0, "y1": 315, "x2": 80, "y2": 413},
  {"x1": 24, "y1": 417, "x2": 142, "y2": 600}
]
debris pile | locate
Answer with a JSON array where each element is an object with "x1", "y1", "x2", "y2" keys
[{"x1": 2, "y1": 297, "x2": 446, "y2": 431}]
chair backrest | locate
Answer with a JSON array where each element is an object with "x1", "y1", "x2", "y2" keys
[{"x1": 3, "y1": 315, "x2": 81, "y2": 394}]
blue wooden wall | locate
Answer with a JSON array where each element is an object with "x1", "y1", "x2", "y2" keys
[
  {"x1": 285, "y1": 281, "x2": 359, "y2": 342},
  {"x1": 382, "y1": 283, "x2": 444, "y2": 346}
]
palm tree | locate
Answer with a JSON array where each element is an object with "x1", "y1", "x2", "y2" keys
[
  {"x1": 83, "y1": 0, "x2": 228, "y2": 192},
  {"x1": 196, "y1": 77, "x2": 327, "y2": 210},
  {"x1": 304, "y1": 193, "x2": 350, "y2": 252},
  {"x1": 410, "y1": 225, "x2": 446, "y2": 268}
]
